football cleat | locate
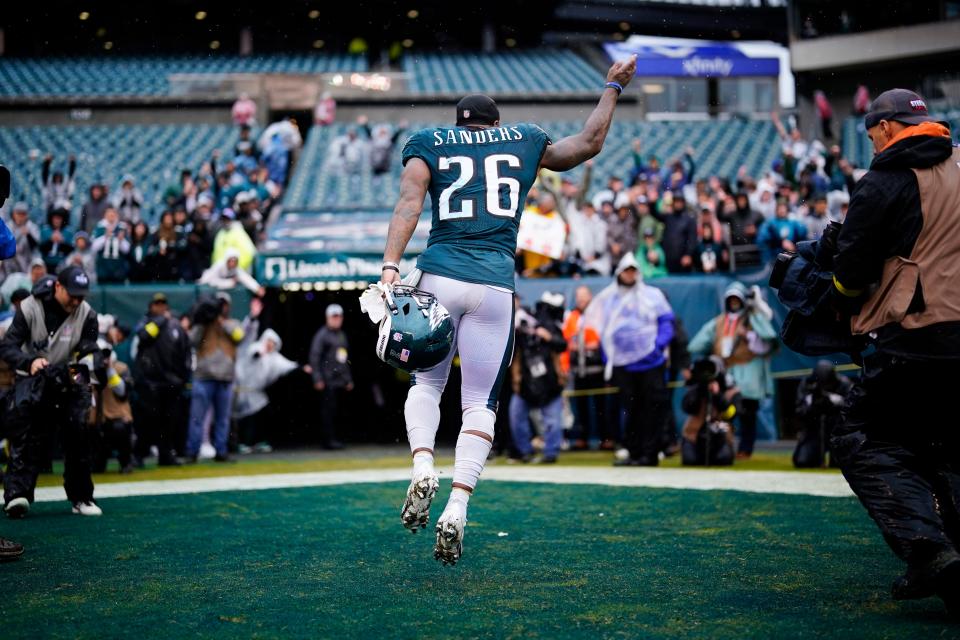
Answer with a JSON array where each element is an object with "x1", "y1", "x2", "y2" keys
[
  {"x1": 400, "y1": 472, "x2": 439, "y2": 533},
  {"x1": 434, "y1": 509, "x2": 466, "y2": 566}
]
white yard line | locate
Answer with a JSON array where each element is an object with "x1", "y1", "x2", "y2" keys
[{"x1": 33, "y1": 466, "x2": 854, "y2": 503}]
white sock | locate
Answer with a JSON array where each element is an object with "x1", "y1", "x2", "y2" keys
[
  {"x1": 446, "y1": 487, "x2": 471, "y2": 516},
  {"x1": 413, "y1": 450, "x2": 435, "y2": 477},
  {"x1": 405, "y1": 384, "x2": 442, "y2": 455},
  {"x1": 452, "y1": 407, "x2": 495, "y2": 492}
]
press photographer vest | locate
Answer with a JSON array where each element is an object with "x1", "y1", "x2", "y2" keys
[
  {"x1": 19, "y1": 295, "x2": 93, "y2": 367},
  {"x1": 852, "y1": 147, "x2": 960, "y2": 335}
]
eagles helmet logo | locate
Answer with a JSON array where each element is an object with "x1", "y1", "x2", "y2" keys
[{"x1": 375, "y1": 285, "x2": 454, "y2": 372}]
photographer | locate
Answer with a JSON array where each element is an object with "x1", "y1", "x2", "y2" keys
[
  {"x1": 680, "y1": 356, "x2": 739, "y2": 466},
  {"x1": 509, "y1": 292, "x2": 568, "y2": 464},
  {"x1": 793, "y1": 360, "x2": 851, "y2": 468},
  {"x1": 186, "y1": 292, "x2": 244, "y2": 462},
  {"x1": 0, "y1": 267, "x2": 102, "y2": 518},
  {"x1": 689, "y1": 282, "x2": 776, "y2": 459},
  {"x1": 824, "y1": 90, "x2": 960, "y2": 613}
]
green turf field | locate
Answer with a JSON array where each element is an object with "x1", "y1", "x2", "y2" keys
[{"x1": 3, "y1": 481, "x2": 956, "y2": 639}]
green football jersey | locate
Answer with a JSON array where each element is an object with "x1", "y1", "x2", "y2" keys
[{"x1": 401, "y1": 123, "x2": 551, "y2": 291}]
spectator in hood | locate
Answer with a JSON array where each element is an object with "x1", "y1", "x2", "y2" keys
[
  {"x1": 79, "y1": 181, "x2": 110, "y2": 233},
  {"x1": 211, "y1": 209, "x2": 257, "y2": 273},
  {"x1": 149, "y1": 210, "x2": 185, "y2": 282},
  {"x1": 59, "y1": 232, "x2": 96, "y2": 283},
  {"x1": 39, "y1": 207, "x2": 74, "y2": 273},
  {"x1": 199, "y1": 249, "x2": 265, "y2": 297},
  {"x1": 606, "y1": 197, "x2": 637, "y2": 267},
  {"x1": 40, "y1": 154, "x2": 76, "y2": 213},
  {"x1": 651, "y1": 193, "x2": 697, "y2": 274},
  {"x1": 0, "y1": 257, "x2": 45, "y2": 307},
  {"x1": 584, "y1": 253, "x2": 674, "y2": 466},
  {"x1": 126, "y1": 221, "x2": 153, "y2": 283},
  {"x1": 234, "y1": 328, "x2": 309, "y2": 454},
  {"x1": 112, "y1": 175, "x2": 144, "y2": 224},
  {"x1": 185, "y1": 211, "x2": 214, "y2": 280},
  {"x1": 591, "y1": 174, "x2": 626, "y2": 212},
  {"x1": 0, "y1": 202, "x2": 40, "y2": 278},
  {"x1": 719, "y1": 192, "x2": 765, "y2": 246}
]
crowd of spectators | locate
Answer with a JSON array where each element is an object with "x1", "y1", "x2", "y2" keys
[
  {"x1": 516, "y1": 114, "x2": 860, "y2": 279},
  {"x1": 0, "y1": 114, "x2": 305, "y2": 296}
]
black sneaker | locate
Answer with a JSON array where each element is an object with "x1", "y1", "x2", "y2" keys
[
  {"x1": 321, "y1": 440, "x2": 345, "y2": 451},
  {"x1": 158, "y1": 454, "x2": 183, "y2": 467},
  {"x1": 0, "y1": 537, "x2": 24, "y2": 561},
  {"x1": 213, "y1": 454, "x2": 235, "y2": 463}
]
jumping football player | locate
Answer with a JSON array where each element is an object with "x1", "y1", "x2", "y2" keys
[{"x1": 381, "y1": 54, "x2": 638, "y2": 565}]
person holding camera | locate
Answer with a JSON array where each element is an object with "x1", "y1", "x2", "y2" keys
[
  {"x1": 0, "y1": 266, "x2": 102, "y2": 518},
  {"x1": 793, "y1": 360, "x2": 851, "y2": 468},
  {"x1": 688, "y1": 282, "x2": 777, "y2": 459},
  {"x1": 825, "y1": 90, "x2": 960, "y2": 614},
  {"x1": 186, "y1": 292, "x2": 245, "y2": 463},
  {"x1": 680, "y1": 356, "x2": 739, "y2": 466},
  {"x1": 509, "y1": 292, "x2": 568, "y2": 464}
]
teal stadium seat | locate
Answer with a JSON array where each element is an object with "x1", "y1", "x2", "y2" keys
[
  {"x1": 0, "y1": 124, "x2": 240, "y2": 225},
  {"x1": 402, "y1": 49, "x2": 601, "y2": 94}
]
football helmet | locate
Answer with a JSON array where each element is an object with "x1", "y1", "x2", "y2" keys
[{"x1": 376, "y1": 285, "x2": 454, "y2": 372}]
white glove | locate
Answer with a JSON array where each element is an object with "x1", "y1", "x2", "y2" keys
[
  {"x1": 827, "y1": 392, "x2": 845, "y2": 406},
  {"x1": 359, "y1": 282, "x2": 393, "y2": 325}
]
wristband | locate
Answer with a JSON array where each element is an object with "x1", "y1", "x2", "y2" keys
[
  {"x1": 382, "y1": 264, "x2": 400, "y2": 274},
  {"x1": 605, "y1": 81, "x2": 623, "y2": 95}
]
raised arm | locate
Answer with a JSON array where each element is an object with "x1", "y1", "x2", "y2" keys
[
  {"x1": 381, "y1": 157, "x2": 431, "y2": 285},
  {"x1": 540, "y1": 55, "x2": 637, "y2": 172}
]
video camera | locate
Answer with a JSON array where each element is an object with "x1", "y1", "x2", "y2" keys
[{"x1": 768, "y1": 220, "x2": 863, "y2": 358}]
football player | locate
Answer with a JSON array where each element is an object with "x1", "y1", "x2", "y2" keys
[{"x1": 381, "y1": 54, "x2": 638, "y2": 565}]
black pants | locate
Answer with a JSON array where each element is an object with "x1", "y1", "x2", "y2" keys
[
  {"x1": 93, "y1": 419, "x2": 133, "y2": 472},
  {"x1": 4, "y1": 380, "x2": 94, "y2": 505},
  {"x1": 737, "y1": 398, "x2": 760, "y2": 454},
  {"x1": 832, "y1": 354, "x2": 960, "y2": 567},
  {"x1": 571, "y1": 371, "x2": 614, "y2": 443},
  {"x1": 320, "y1": 387, "x2": 346, "y2": 445},
  {"x1": 238, "y1": 407, "x2": 269, "y2": 446},
  {"x1": 613, "y1": 365, "x2": 668, "y2": 463},
  {"x1": 135, "y1": 384, "x2": 183, "y2": 462}
]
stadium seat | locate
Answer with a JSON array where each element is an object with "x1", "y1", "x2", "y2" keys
[
  {"x1": 0, "y1": 123, "x2": 240, "y2": 225},
  {"x1": 0, "y1": 54, "x2": 368, "y2": 98}
]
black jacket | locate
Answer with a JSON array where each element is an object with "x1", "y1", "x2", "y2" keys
[
  {"x1": 134, "y1": 314, "x2": 192, "y2": 390},
  {"x1": 652, "y1": 208, "x2": 698, "y2": 273},
  {"x1": 309, "y1": 327, "x2": 353, "y2": 389},
  {"x1": 0, "y1": 293, "x2": 99, "y2": 373},
  {"x1": 834, "y1": 132, "x2": 958, "y2": 358}
]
